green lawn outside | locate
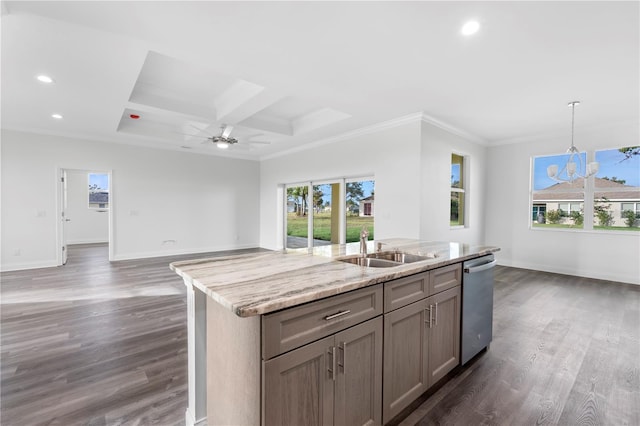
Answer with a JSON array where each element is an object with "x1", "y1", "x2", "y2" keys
[
  {"x1": 532, "y1": 223, "x2": 640, "y2": 231},
  {"x1": 287, "y1": 213, "x2": 374, "y2": 242}
]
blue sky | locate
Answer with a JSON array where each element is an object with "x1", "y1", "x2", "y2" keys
[
  {"x1": 533, "y1": 148, "x2": 639, "y2": 190},
  {"x1": 89, "y1": 173, "x2": 109, "y2": 191},
  {"x1": 451, "y1": 164, "x2": 460, "y2": 185}
]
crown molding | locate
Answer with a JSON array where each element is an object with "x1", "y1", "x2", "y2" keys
[{"x1": 419, "y1": 112, "x2": 487, "y2": 145}]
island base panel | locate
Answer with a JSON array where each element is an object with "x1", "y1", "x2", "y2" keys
[{"x1": 206, "y1": 298, "x2": 261, "y2": 425}]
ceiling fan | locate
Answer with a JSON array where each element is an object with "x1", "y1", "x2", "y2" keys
[{"x1": 187, "y1": 124, "x2": 270, "y2": 150}]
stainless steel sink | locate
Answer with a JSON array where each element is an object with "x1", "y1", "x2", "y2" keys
[
  {"x1": 337, "y1": 250, "x2": 439, "y2": 267},
  {"x1": 367, "y1": 251, "x2": 438, "y2": 263},
  {"x1": 337, "y1": 257, "x2": 401, "y2": 268}
]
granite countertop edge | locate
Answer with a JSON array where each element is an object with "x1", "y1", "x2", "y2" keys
[{"x1": 170, "y1": 239, "x2": 500, "y2": 318}]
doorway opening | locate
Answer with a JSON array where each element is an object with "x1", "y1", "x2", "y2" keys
[{"x1": 57, "y1": 168, "x2": 113, "y2": 265}]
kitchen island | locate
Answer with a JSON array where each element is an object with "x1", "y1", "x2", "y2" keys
[{"x1": 171, "y1": 238, "x2": 499, "y2": 426}]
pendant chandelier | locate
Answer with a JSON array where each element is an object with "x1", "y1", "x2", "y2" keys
[{"x1": 546, "y1": 101, "x2": 599, "y2": 183}]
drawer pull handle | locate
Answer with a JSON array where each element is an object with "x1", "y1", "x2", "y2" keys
[
  {"x1": 324, "y1": 310, "x2": 351, "y2": 321},
  {"x1": 425, "y1": 305, "x2": 433, "y2": 328},
  {"x1": 327, "y1": 346, "x2": 336, "y2": 381}
]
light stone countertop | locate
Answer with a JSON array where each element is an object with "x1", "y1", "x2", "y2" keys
[{"x1": 170, "y1": 238, "x2": 500, "y2": 317}]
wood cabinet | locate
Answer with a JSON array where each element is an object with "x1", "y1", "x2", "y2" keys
[
  {"x1": 264, "y1": 317, "x2": 383, "y2": 426},
  {"x1": 382, "y1": 266, "x2": 462, "y2": 423},
  {"x1": 262, "y1": 264, "x2": 463, "y2": 426},
  {"x1": 425, "y1": 286, "x2": 461, "y2": 386},
  {"x1": 382, "y1": 297, "x2": 429, "y2": 422}
]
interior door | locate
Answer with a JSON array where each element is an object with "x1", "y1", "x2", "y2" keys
[{"x1": 61, "y1": 169, "x2": 69, "y2": 265}]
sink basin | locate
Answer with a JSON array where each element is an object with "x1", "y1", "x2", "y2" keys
[
  {"x1": 367, "y1": 250, "x2": 438, "y2": 263},
  {"x1": 337, "y1": 251, "x2": 439, "y2": 268},
  {"x1": 337, "y1": 257, "x2": 402, "y2": 268}
]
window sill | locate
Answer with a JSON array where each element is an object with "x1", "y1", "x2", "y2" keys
[{"x1": 529, "y1": 226, "x2": 640, "y2": 236}]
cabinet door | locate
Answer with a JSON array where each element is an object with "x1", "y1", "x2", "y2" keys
[
  {"x1": 264, "y1": 335, "x2": 335, "y2": 426},
  {"x1": 334, "y1": 317, "x2": 383, "y2": 426},
  {"x1": 426, "y1": 286, "x2": 461, "y2": 386},
  {"x1": 382, "y1": 300, "x2": 429, "y2": 424}
]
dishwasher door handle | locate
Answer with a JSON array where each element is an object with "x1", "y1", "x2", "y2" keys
[{"x1": 464, "y1": 259, "x2": 497, "y2": 274}]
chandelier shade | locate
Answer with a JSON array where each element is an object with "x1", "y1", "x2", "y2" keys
[{"x1": 546, "y1": 101, "x2": 599, "y2": 183}]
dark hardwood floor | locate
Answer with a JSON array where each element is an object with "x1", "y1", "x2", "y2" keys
[
  {"x1": 0, "y1": 244, "x2": 266, "y2": 426},
  {"x1": 399, "y1": 266, "x2": 640, "y2": 426},
  {"x1": 2, "y1": 244, "x2": 638, "y2": 425}
]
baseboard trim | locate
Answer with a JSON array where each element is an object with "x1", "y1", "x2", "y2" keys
[
  {"x1": 1, "y1": 260, "x2": 59, "y2": 272},
  {"x1": 185, "y1": 409, "x2": 207, "y2": 426},
  {"x1": 498, "y1": 259, "x2": 640, "y2": 286},
  {"x1": 67, "y1": 239, "x2": 108, "y2": 245}
]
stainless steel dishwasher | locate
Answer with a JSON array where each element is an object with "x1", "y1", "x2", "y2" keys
[{"x1": 461, "y1": 254, "x2": 497, "y2": 365}]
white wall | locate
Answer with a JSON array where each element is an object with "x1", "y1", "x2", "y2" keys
[
  {"x1": 485, "y1": 123, "x2": 640, "y2": 285},
  {"x1": 419, "y1": 122, "x2": 487, "y2": 245},
  {"x1": 65, "y1": 169, "x2": 109, "y2": 244},
  {"x1": 1, "y1": 129, "x2": 260, "y2": 271},
  {"x1": 258, "y1": 117, "x2": 489, "y2": 250},
  {"x1": 259, "y1": 120, "x2": 423, "y2": 249}
]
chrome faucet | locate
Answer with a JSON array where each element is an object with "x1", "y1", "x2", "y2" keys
[{"x1": 360, "y1": 227, "x2": 369, "y2": 257}]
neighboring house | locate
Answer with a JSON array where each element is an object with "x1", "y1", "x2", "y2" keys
[
  {"x1": 89, "y1": 191, "x2": 109, "y2": 209},
  {"x1": 533, "y1": 178, "x2": 640, "y2": 226},
  {"x1": 359, "y1": 195, "x2": 374, "y2": 217}
]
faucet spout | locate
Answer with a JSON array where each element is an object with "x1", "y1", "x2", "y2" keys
[{"x1": 360, "y1": 227, "x2": 369, "y2": 257}]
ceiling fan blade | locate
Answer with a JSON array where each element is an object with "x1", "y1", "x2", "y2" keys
[{"x1": 221, "y1": 124, "x2": 234, "y2": 138}]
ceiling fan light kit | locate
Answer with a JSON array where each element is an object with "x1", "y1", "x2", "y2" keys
[{"x1": 546, "y1": 101, "x2": 599, "y2": 183}]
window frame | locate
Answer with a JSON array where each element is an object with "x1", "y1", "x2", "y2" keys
[
  {"x1": 530, "y1": 147, "x2": 639, "y2": 233},
  {"x1": 88, "y1": 172, "x2": 109, "y2": 211},
  {"x1": 450, "y1": 153, "x2": 467, "y2": 229},
  {"x1": 283, "y1": 176, "x2": 375, "y2": 250}
]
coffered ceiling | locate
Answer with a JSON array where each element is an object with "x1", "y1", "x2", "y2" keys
[{"x1": 2, "y1": 1, "x2": 638, "y2": 160}]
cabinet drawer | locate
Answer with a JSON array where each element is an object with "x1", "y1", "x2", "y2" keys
[
  {"x1": 262, "y1": 284, "x2": 383, "y2": 360},
  {"x1": 384, "y1": 271, "x2": 429, "y2": 312},
  {"x1": 430, "y1": 263, "x2": 461, "y2": 294}
]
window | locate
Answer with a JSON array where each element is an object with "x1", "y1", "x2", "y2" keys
[
  {"x1": 450, "y1": 154, "x2": 465, "y2": 227},
  {"x1": 285, "y1": 184, "x2": 309, "y2": 248},
  {"x1": 345, "y1": 179, "x2": 375, "y2": 243},
  {"x1": 621, "y1": 202, "x2": 640, "y2": 217},
  {"x1": 284, "y1": 177, "x2": 375, "y2": 249},
  {"x1": 593, "y1": 147, "x2": 640, "y2": 230},
  {"x1": 532, "y1": 153, "x2": 585, "y2": 228},
  {"x1": 88, "y1": 173, "x2": 109, "y2": 209},
  {"x1": 531, "y1": 146, "x2": 639, "y2": 231}
]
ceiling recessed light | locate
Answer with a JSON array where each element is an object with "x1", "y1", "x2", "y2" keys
[
  {"x1": 461, "y1": 20, "x2": 480, "y2": 36},
  {"x1": 51, "y1": 113, "x2": 63, "y2": 119},
  {"x1": 36, "y1": 75, "x2": 54, "y2": 84}
]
